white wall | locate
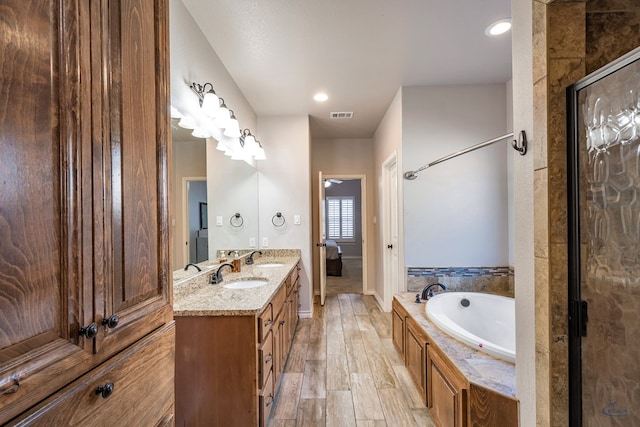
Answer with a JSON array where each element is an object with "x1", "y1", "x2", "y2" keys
[
  {"x1": 257, "y1": 116, "x2": 313, "y2": 316},
  {"x1": 512, "y1": 0, "x2": 536, "y2": 424},
  {"x1": 402, "y1": 84, "x2": 509, "y2": 267},
  {"x1": 373, "y1": 89, "x2": 403, "y2": 305},
  {"x1": 311, "y1": 138, "x2": 375, "y2": 294}
]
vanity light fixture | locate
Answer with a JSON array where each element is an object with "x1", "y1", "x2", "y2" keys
[
  {"x1": 170, "y1": 105, "x2": 183, "y2": 119},
  {"x1": 224, "y1": 110, "x2": 242, "y2": 137},
  {"x1": 184, "y1": 80, "x2": 266, "y2": 160},
  {"x1": 485, "y1": 19, "x2": 511, "y2": 36},
  {"x1": 253, "y1": 141, "x2": 266, "y2": 160},
  {"x1": 214, "y1": 98, "x2": 231, "y2": 128},
  {"x1": 190, "y1": 82, "x2": 220, "y2": 117},
  {"x1": 177, "y1": 115, "x2": 197, "y2": 129}
]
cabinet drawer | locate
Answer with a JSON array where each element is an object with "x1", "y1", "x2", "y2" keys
[
  {"x1": 259, "y1": 331, "x2": 274, "y2": 389},
  {"x1": 258, "y1": 304, "x2": 274, "y2": 343},
  {"x1": 259, "y1": 370, "x2": 275, "y2": 427},
  {"x1": 9, "y1": 323, "x2": 175, "y2": 426}
]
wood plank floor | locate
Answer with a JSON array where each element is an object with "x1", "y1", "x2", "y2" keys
[{"x1": 269, "y1": 294, "x2": 436, "y2": 427}]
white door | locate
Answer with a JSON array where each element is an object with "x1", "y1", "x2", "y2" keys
[
  {"x1": 317, "y1": 171, "x2": 327, "y2": 305},
  {"x1": 382, "y1": 155, "x2": 399, "y2": 310}
]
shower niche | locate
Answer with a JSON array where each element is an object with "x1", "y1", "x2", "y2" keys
[{"x1": 568, "y1": 46, "x2": 640, "y2": 426}]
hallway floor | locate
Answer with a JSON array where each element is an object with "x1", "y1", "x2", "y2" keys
[
  {"x1": 268, "y1": 293, "x2": 436, "y2": 426},
  {"x1": 326, "y1": 258, "x2": 363, "y2": 295}
]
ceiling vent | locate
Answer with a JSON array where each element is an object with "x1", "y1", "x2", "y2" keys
[{"x1": 330, "y1": 112, "x2": 353, "y2": 119}]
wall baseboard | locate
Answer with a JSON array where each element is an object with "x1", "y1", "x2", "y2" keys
[{"x1": 299, "y1": 310, "x2": 313, "y2": 319}]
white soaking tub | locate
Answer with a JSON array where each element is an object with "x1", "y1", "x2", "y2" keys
[{"x1": 425, "y1": 292, "x2": 515, "y2": 363}]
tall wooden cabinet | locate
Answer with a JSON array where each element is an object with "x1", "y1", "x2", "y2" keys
[{"x1": 0, "y1": 0, "x2": 174, "y2": 424}]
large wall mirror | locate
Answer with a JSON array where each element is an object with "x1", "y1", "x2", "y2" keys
[{"x1": 171, "y1": 125, "x2": 259, "y2": 278}]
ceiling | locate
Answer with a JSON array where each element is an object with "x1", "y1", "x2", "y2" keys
[{"x1": 181, "y1": 0, "x2": 512, "y2": 140}]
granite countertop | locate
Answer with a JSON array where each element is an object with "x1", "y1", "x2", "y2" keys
[
  {"x1": 173, "y1": 255, "x2": 300, "y2": 317},
  {"x1": 394, "y1": 292, "x2": 516, "y2": 398}
]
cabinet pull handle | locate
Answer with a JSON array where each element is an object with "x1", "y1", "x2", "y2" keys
[
  {"x1": 95, "y1": 382, "x2": 114, "y2": 399},
  {"x1": 266, "y1": 394, "x2": 274, "y2": 407},
  {"x1": 265, "y1": 353, "x2": 273, "y2": 363},
  {"x1": 79, "y1": 323, "x2": 99, "y2": 339},
  {"x1": 264, "y1": 319, "x2": 273, "y2": 327},
  {"x1": 0, "y1": 378, "x2": 20, "y2": 395},
  {"x1": 279, "y1": 320, "x2": 286, "y2": 326},
  {"x1": 101, "y1": 314, "x2": 119, "y2": 329}
]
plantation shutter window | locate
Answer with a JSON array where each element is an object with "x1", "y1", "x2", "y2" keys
[{"x1": 326, "y1": 196, "x2": 355, "y2": 240}]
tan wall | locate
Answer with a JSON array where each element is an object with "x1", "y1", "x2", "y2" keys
[{"x1": 533, "y1": 0, "x2": 640, "y2": 425}]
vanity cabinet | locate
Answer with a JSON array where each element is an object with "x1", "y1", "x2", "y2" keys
[
  {"x1": 0, "y1": 0, "x2": 173, "y2": 424},
  {"x1": 392, "y1": 299, "x2": 428, "y2": 405},
  {"x1": 427, "y1": 345, "x2": 468, "y2": 427},
  {"x1": 175, "y1": 263, "x2": 300, "y2": 427}
]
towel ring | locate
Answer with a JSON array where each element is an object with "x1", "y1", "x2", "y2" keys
[
  {"x1": 230, "y1": 213, "x2": 244, "y2": 228},
  {"x1": 272, "y1": 212, "x2": 285, "y2": 227}
]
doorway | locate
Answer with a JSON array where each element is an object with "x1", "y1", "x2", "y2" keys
[
  {"x1": 382, "y1": 153, "x2": 399, "y2": 311},
  {"x1": 319, "y1": 174, "x2": 367, "y2": 297},
  {"x1": 182, "y1": 177, "x2": 207, "y2": 264}
]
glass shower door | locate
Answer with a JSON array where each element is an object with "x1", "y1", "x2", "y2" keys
[{"x1": 568, "y1": 46, "x2": 640, "y2": 427}]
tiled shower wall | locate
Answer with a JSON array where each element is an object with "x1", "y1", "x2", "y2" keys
[
  {"x1": 407, "y1": 267, "x2": 514, "y2": 297},
  {"x1": 534, "y1": 0, "x2": 640, "y2": 425}
]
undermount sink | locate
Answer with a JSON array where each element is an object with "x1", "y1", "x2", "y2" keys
[
  {"x1": 255, "y1": 263, "x2": 284, "y2": 268},
  {"x1": 223, "y1": 278, "x2": 269, "y2": 289}
]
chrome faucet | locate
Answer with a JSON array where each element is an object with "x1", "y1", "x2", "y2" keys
[
  {"x1": 421, "y1": 283, "x2": 446, "y2": 300},
  {"x1": 245, "y1": 250, "x2": 263, "y2": 265},
  {"x1": 211, "y1": 263, "x2": 235, "y2": 284},
  {"x1": 183, "y1": 263, "x2": 202, "y2": 272}
]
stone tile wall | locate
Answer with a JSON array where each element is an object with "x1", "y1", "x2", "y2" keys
[
  {"x1": 534, "y1": 1, "x2": 640, "y2": 425},
  {"x1": 407, "y1": 267, "x2": 514, "y2": 297}
]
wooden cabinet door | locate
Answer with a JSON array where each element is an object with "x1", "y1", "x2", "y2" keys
[
  {"x1": 406, "y1": 321, "x2": 427, "y2": 404},
  {"x1": 391, "y1": 302, "x2": 406, "y2": 357},
  {"x1": 0, "y1": 2, "x2": 98, "y2": 422},
  {"x1": 90, "y1": 0, "x2": 172, "y2": 356}
]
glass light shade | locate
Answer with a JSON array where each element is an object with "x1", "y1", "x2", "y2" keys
[
  {"x1": 243, "y1": 134, "x2": 257, "y2": 153},
  {"x1": 178, "y1": 116, "x2": 197, "y2": 129},
  {"x1": 170, "y1": 106, "x2": 183, "y2": 119},
  {"x1": 230, "y1": 150, "x2": 247, "y2": 161},
  {"x1": 216, "y1": 139, "x2": 228, "y2": 151},
  {"x1": 224, "y1": 118, "x2": 241, "y2": 137},
  {"x1": 253, "y1": 143, "x2": 266, "y2": 160},
  {"x1": 201, "y1": 92, "x2": 220, "y2": 117},
  {"x1": 214, "y1": 107, "x2": 230, "y2": 128},
  {"x1": 191, "y1": 127, "x2": 210, "y2": 138}
]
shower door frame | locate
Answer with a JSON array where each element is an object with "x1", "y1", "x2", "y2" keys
[{"x1": 567, "y1": 46, "x2": 640, "y2": 427}]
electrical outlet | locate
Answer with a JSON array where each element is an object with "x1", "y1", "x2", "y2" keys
[
  {"x1": 262, "y1": 237, "x2": 268, "y2": 247},
  {"x1": 249, "y1": 237, "x2": 256, "y2": 247}
]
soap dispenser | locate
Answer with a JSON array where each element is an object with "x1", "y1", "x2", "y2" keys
[{"x1": 231, "y1": 250, "x2": 241, "y2": 272}]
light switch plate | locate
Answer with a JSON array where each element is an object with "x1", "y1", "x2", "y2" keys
[
  {"x1": 216, "y1": 216, "x2": 223, "y2": 226},
  {"x1": 294, "y1": 215, "x2": 301, "y2": 225}
]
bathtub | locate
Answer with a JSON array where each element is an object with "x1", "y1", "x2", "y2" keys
[{"x1": 425, "y1": 292, "x2": 515, "y2": 363}]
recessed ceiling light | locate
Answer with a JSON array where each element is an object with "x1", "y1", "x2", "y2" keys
[
  {"x1": 313, "y1": 93, "x2": 329, "y2": 102},
  {"x1": 485, "y1": 19, "x2": 512, "y2": 36}
]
